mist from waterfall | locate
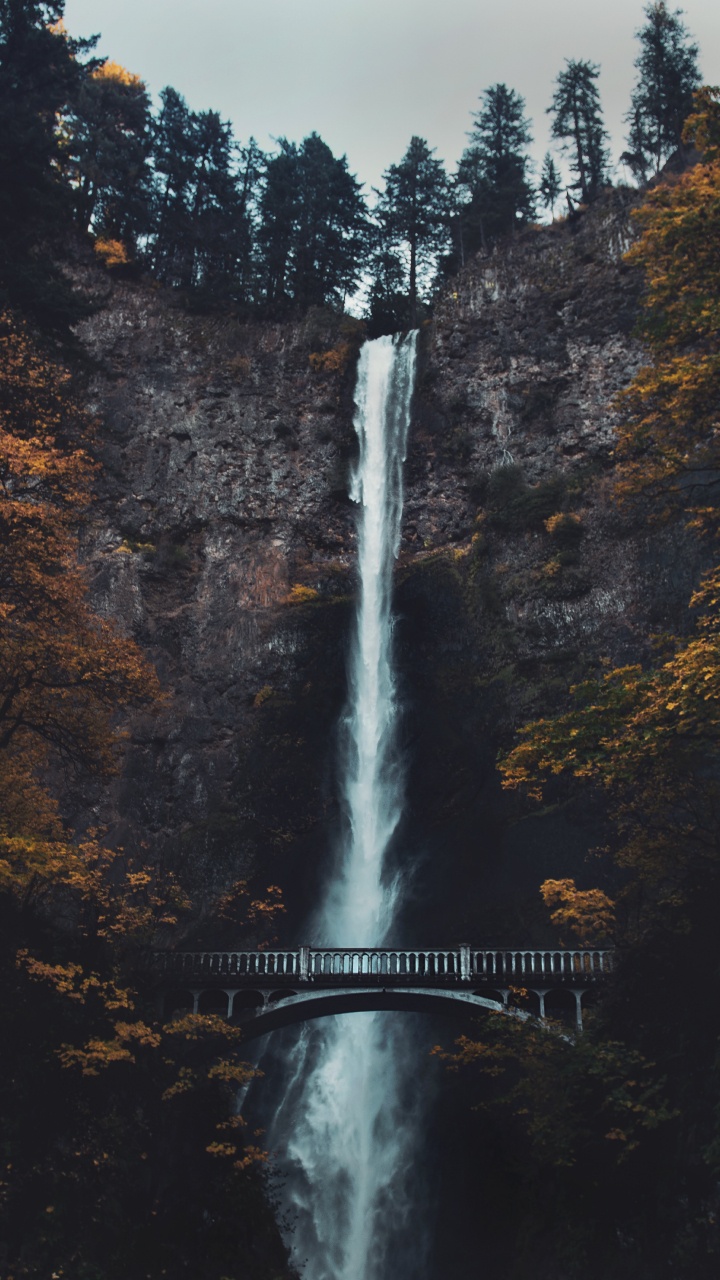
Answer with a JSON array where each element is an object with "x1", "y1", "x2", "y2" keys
[{"x1": 270, "y1": 332, "x2": 420, "y2": 1280}]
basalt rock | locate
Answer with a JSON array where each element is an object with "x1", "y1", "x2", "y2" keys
[
  {"x1": 76, "y1": 290, "x2": 363, "y2": 935},
  {"x1": 395, "y1": 188, "x2": 705, "y2": 942},
  {"x1": 74, "y1": 189, "x2": 702, "y2": 947}
]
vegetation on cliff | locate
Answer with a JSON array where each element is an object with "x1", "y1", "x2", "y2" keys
[
  {"x1": 0, "y1": 309, "x2": 292, "y2": 1277},
  {"x1": 442, "y1": 87, "x2": 720, "y2": 1278}
]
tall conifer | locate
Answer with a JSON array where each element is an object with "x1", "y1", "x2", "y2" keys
[
  {"x1": 63, "y1": 61, "x2": 154, "y2": 251},
  {"x1": 623, "y1": 2, "x2": 700, "y2": 180},
  {"x1": 457, "y1": 83, "x2": 535, "y2": 250},
  {"x1": 549, "y1": 60, "x2": 610, "y2": 202},
  {"x1": 374, "y1": 136, "x2": 450, "y2": 323},
  {"x1": 0, "y1": 1, "x2": 96, "y2": 324},
  {"x1": 539, "y1": 152, "x2": 563, "y2": 218}
]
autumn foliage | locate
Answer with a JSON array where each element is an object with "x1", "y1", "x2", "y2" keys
[
  {"x1": 0, "y1": 311, "x2": 289, "y2": 1278},
  {"x1": 614, "y1": 86, "x2": 720, "y2": 529},
  {"x1": 0, "y1": 309, "x2": 159, "y2": 887},
  {"x1": 444, "y1": 91, "x2": 720, "y2": 1276},
  {"x1": 500, "y1": 94, "x2": 720, "y2": 926}
]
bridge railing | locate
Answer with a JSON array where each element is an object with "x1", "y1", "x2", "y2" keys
[
  {"x1": 474, "y1": 949, "x2": 613, "y2": 979},
  {"x1": 149, "y1": 946, "x2": 614, "y2": 984},
  {"x1": 151, "y1": 950, "x2": 300, "y2": 979}
]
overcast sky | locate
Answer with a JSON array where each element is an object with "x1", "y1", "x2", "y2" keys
[{"x1": 63, "y1": 0, "x2": 720, "y2": 193}]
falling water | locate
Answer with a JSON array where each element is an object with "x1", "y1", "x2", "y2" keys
[{"x1": 270, "y1": 332, "x2": 419, "y2": 1280}]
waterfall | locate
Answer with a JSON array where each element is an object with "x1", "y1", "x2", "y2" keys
[{"x1": 270, "y1": 332, "x2": 419, "y2": 1280}]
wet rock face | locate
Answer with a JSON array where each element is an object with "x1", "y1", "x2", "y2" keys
[
  {"x1": 394, "y1": 188, "x2": 706, "y2": 940},
  {"x1": 406, "y1": 188, "x2": 643, "y2": 548},
  {"x1": 82, "y1": 297, "x2": 359, "y2": 570},
  {"x1": 404, "y1": 187, "x2": 704, "y2": 681},
  {"x1": 75, "y1": 190, "x2": 702, "y2": 941},
  {"x1": 77, "y1": 293, "x2": 362, "y2": 930}
]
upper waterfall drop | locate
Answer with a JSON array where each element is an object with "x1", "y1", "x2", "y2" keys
[
  {"x1": 320, "y1": 330, "x2": 417, "y2": 947},
  {"x1": 271, "y1": 330, "x2": 421, "y2": 1280}
]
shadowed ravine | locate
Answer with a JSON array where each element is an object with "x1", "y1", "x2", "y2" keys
[{"x1": 267, "y1": 333, "x2": 421, "y2": 1280}]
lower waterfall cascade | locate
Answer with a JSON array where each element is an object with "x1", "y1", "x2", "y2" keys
[{"x1": 268, "y1": 332, "x2": 420, "y2": 1280}]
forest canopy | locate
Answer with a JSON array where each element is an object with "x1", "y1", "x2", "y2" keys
[{"x1": 0, "y1": 1, "x2": 706, "y2": 332}]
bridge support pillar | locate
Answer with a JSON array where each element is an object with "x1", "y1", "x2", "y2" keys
[
  {"x1": 191, "y1": 990, "x2": 201, "y2": 1015},
  {"x1": 299, "y1": 946, "x2": 310, "y2": 982},
  {"x1": 532, "y1": 989, "x2": 550, "y2": 1019},
  {"x1": 573, "y1": 989, "x2": 587, "y2": 1032},
  {"x1": 459, "y1": 945, "x2": 471, "y2": 981}
]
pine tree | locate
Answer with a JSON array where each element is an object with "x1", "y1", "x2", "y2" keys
[
  {"x1": 183, "y1": 108, "x2": 245, "y2": 295},
  {"x1": 374, "y1": 136, "x2": 450, "y2": 324},
  {"x1": 622, "y1": 104, "x2": 654, "y2": 185},
  {"x1": 549, "y1": 60, "x2": 610, "y2": 202},
  {"x1": 149, "y1": 90, "x2": 256, "y2": 303},
  {"x1": 365, "y1": 242, "x2": 407, "y2": 336},
  {"x1": 256, "y1": 140, "x2": 299, "y2": 306},
  {"x1": 0, "y1": 1, "x2": 96, "y2": 325},
  {"x1": 150, "y1": 87, "x2": 201, "y2": 285},
  {"x1": 288, "y1": 133, "x2": 368, "y2": 310},
  {"x1": 457, "y1": 83, "x2": 535, "y2": 250},
  {"x1": 624, "y1": 2, "x2": 700, "y2": 179},
  {"x1": 257, "y1": 134, "x2": 367, "y2": 312},
  {"x1": 63, "y1": 60, "x2": 154, "y2": 253},
  {"x1": 539, "y1": 152, "x2": 563, "y2": 219}
]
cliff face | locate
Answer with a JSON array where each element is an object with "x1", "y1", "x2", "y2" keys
[
  {"x1": 392, "y1": 187, "x2": 704, "y2": 940},
  {"x1": 75, "y1": 188, "x2": 702, "y2": 944},
  {"x1": 76, "y1": 292, "x2": 365, "y2": 932}
]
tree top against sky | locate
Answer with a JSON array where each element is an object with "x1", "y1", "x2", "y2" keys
[{"x1": 62, "y1": 0, "x2": 720, "y2": 193}]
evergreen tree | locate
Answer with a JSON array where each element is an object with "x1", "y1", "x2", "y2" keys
[
  {"x1": 539, "y1": 152, "x2": 563, "y2": 218},
  {"x1": 374, "y1": 136, "x2": 450, "y2": 324},
  {"x1": 150, "y1": 89, "x2": 255, "y2": 303},
  {"x1": 235, "y1": 136, "x2": 265, "y2": 300},
  {"x1": 257, "y1": 133, "x2": 367, "y2": 312},
  {"x1": 549, "y1": 59, "x2": 610, "y2": 202},
  {"x1": 622, "y1": 104, "x2": 654, "y2": 184},
  {"x1": 288, "y1": 133, "x2": 368, "y2": 310},
  {"x1": 63, "y1": 60, "x2": 154, "y2": 252},
  {"x1": 457, "y1": 83, "x2": 535, "y2": 251},
  {"x1": 623, "y1": 2, "x2": 700, "y2": 179},
  {"x1": 150, "y1": 87, "x2": 201, "y2": 285},
  {"x1": 365, "y1": 242, "x2": 407, "y2": 336},
  {"x1": 183, "y1": 108, "x2": 247, "y2": 297},
  {"x1": 0, "y1": 1, "x2": 96, "y2": 325},
  {"x1": 256, "y1": 140, "x2": 299, "y2": 306}
]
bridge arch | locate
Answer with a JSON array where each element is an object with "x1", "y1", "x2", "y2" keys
[{"x1": 225, "y1": 986, "x2": 528, "y2": 1042}]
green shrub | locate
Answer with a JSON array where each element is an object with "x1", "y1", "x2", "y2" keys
[
  {"x1": 545, "y1": 511, "x2": 584, "y2": 548},
  {"x1": 485, "y1": 464, "x2": 566, "y2": 532}
]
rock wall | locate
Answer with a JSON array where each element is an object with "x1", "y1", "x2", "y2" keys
[
  {"x1": 392, "y1": 187, "x2": 705, "y2": 941},
  {"x1": 77, "y1": 293, "x2": 363, "y2": 936},
  {"x1": 75, "y1": 188, "x2": 704, "y2": 946}
]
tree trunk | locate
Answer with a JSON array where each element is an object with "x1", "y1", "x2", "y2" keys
[
  {"x1": 409, "y1": 235, "x2": 417, "y2": 327},
  {"x1": 572, "y1": 99, "x2": 588, "y2": 203}
]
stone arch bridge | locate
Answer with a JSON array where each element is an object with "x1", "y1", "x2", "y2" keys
[{"x1": 150, "y1": 945, "x2": 613, "y2": 1039}]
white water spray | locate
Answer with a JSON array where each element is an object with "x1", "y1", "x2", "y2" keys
[{"x1": 271, "y1": 333, "x2": 418, "y2": 1280}]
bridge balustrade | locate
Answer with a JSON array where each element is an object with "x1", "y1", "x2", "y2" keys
[
  {"x1": 151, "y1": 950, "x2": 299, "y2": 978},
  {"x1": 473, "y1": 950, "x2": 612, "y2": 980},
  {"x1": 149, "y1": 946, "x2": 613, "y2": 985},
  {"x1": 307, "y1": 949, "x2": 460, "y2": 978}
]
